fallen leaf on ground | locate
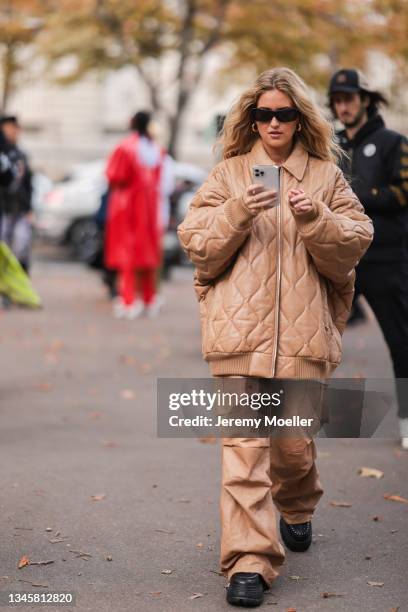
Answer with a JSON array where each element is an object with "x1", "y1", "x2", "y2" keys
[
  {"x1": 120, "y1": 389, "x2": 135, "y2": 400},
  {"x1": 367, "y1": 581, "x2": 384, "y2": 587},
  {"x1": 321, "y1": 592, "x2": 345, "y2": 598},
  {"x1": 190, "y1": 593, "x2": 204, "y2": 599},
  {"x1": 46, "y1": 339, "x2": 64, "y2": 352},
  {"x1": 14, "y1": 527, "x2": 33, "y2": 531},
  {"x1": 34, "y1": 382, "x2": 52, "y2": 392},
  {"x1": 198, "y1": 437, "x2": 217, "y2": 444},
  {"x1": 18, "y1": 556, "x2": 30, "y2": 569},
  {"x1": 48, "y1": 538, "x2": 67, "y2": 544},
  {"x1": 384, "y1": 494, "x2": 408, "y2": 504},
  {"x1": 358, "y1": 467, "x2": 384, "y2": 479},
  {"x1": 329, "y1": 501, "x2": 352, "y2": 508},
  {"x1": 18, "y1": 579, "x2": 48, "y2": 588},
  {"x1": 91, "y1": 494, "x2": 106, "y2": 502},
  {"x1": 149, "y1": 591, "x2": 162, "y2": 596},
  {"x1": 28, "y1": 560, "x2": 55, "y2": 566},
  {"x1": 119, "y1": 355, "x2": 136, "y2": 366},
  {"x1": 154, "y1": 529, "x2": 174, "y2": 534}
]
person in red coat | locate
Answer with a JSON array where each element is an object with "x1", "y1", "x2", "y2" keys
[{"x1": 105, "y1": 111, "x2": 165, "y2": 319}]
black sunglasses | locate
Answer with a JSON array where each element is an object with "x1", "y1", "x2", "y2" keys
[{"x1": 251, "y1": 107, "x2": 300, "y2": 123}]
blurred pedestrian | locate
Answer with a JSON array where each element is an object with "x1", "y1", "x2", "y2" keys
[
  {"x1": 105, "y1": 111, "x2": 172, "y2": 319},
  {"x1": 0, "y1": 131, "x2": 16, "y2": 188},
  {"x1": 329, "y1": 68, "x2": 408, "y2": 450},
  {"x1": 95, "y1": 188, "x2": 117, "y2": 299},
  {"x1": 178, "y1": 67, "x2": 373, "y2": 607},
  {"x1": 0, "y1": 115, "x2": 34, "y2": 274}
]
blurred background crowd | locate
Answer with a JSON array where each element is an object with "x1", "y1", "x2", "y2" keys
[{"x1": 0, "y1": 1, "x2": 407, "y2": 306}]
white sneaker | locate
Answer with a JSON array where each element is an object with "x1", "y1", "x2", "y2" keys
[
  {"x1": 112, "y1": 298, "x2": 127, "y2": 319},
  {"x1": 398, "y1": 418, "x2": 408, "y2": 450},
  {"x1": 145, "y1": 295, "x2": 164, "y2": 319},
  {"x1": 126, "y1": 300, "x2": 145, "y2": 320}
]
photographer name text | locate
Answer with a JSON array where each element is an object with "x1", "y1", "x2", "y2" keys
[{"x1": 168, "y1": 415, "x2": 314, "y2": 428}]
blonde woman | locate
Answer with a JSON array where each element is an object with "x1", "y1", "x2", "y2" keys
[{"x1": 178, "y1": 67, "x2": 373, "y2": 607}]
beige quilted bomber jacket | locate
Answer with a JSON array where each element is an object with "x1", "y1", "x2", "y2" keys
[{"x1": 177, "y1": 139, "x2": 373, "y2": 379}]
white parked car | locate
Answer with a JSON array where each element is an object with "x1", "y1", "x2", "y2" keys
[
  {"x1": 34, "y1": 159, "x2": 206, "y2": 268},
  {"x1": 31, "y1": 172, "x2": 54, "y2": 214},
  {"x1": 34, "y1": 161, "x2": 107, "y2": 259}
]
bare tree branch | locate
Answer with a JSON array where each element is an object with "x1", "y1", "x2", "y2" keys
[{"x1": 199, "y1": 0, "x2": 230, "y2": 57}]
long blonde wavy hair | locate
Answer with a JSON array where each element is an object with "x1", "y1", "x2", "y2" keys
[{"x1": 217, "y1": 67, "x2": 342, "y2": 163}]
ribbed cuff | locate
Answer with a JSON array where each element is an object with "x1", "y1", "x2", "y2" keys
[
  {"x1": 293, "y1": 199, "x2": 324, "y2": 234},
  {"x1": 224, "y1": 196, "x2": 255, "y2": 230}
]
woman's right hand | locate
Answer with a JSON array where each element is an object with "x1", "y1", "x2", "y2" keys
[{"x1": 243, "y1": 184, "x2": 278, "y2": 215}]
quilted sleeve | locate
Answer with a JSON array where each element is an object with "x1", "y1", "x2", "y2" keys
[
  {"x1": 327, "y1": 277, "x2": 355, "y2": 336},
  {"x1": 177, "y1": 163, "x2": 254, "y2": 282},
  {"x1": 293, "y1": 168, "x2": 374, "y2": 284}
]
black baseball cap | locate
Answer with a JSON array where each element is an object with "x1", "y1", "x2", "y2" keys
[
  {"x1": 0, "y1": 115, "x2": 19, "y2": 126},
  {"x1": 328, "y1": 68, "x2": 372, "y2": 96}
]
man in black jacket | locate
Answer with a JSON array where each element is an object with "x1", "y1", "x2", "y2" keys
[
  {"x1": 0, "y1": 115, "x2": 33, "y2": 273},
  {"x1": 0, "y1": 131, "x2": 15, "y2": 188},
  {"x1": 328, "y1": 68, "x2": 408, "y2": 449}
]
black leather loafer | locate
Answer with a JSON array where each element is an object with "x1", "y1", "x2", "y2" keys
[
  {"x1": 279, "y1": 517, "x2": 312, "y2": 552},
  {"x1": 226, "y1": 572, "x2": 266, "y2": 607}
]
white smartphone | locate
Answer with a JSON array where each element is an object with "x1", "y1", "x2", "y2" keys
[{"x1": 252, "y1": 165, "x2": 280, "y2": 206}]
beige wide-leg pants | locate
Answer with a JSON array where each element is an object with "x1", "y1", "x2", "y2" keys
[{"x1": 218, "y1": 373, "x2": 324, "y2": 587}]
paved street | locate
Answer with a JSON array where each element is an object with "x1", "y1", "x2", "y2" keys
[{"x1": 0, "y1": 252, "x2": 407, "y2": 612}]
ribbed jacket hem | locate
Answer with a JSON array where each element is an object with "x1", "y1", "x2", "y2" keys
[
  {"x1": 209, "y1": 353, "x2": 254, "y2": 376},
  {"x1": 296, "y1": 357, "x2": 333, "y2": 379},
  {"x1": 208, "y1": 352, "x2": 336, "y2": 379}
]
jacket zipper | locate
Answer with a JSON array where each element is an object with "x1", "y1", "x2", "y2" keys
[{"x1": 271, "y1": 167, "x2": 282, "y2": 377}]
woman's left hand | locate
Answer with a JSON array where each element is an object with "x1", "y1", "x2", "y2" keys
[{"x1": 288, "y1": 189, "x2": 314, "y2": 215}]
